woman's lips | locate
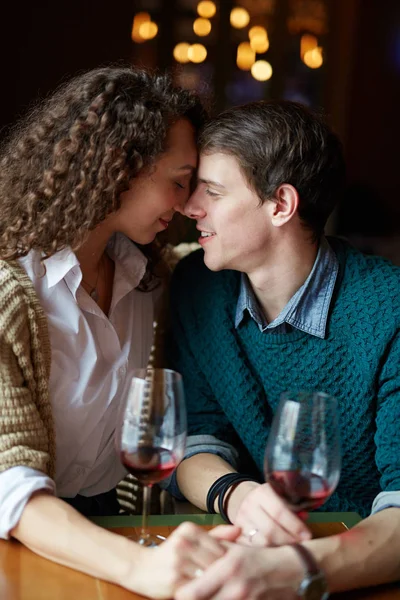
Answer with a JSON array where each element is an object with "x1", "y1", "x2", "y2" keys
[{"x1": 159, "y1": 218, "x2": 170, "y2": 229}]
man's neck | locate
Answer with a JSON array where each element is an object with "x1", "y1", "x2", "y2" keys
[{"x1": 247, "y1": 233, "x2": 319, "y2": 324}]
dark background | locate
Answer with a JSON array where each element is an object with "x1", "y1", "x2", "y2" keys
[{"x1": 1, "y1": 0, "x2": 399, "y2": 260}]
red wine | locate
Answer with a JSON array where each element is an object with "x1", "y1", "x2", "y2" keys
[
  {"x1": 268, "y1": 470, "x2": 333, "y2": 511},
  {"x1": 121, "y1": 446, "x2": 177, "y2": 485}
]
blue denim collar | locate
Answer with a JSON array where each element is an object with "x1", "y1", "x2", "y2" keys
[{"x1": 235, "y1": 237, "x2": 339, "y2": 339}]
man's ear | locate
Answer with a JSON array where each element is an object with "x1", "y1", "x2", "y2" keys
[{"x1": 269, "y1": 184, "x2": 299, "y2": 228}]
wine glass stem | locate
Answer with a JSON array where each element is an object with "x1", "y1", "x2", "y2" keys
[{"x1": 141, "y1": 484, "x2": 152, "y2": 538}]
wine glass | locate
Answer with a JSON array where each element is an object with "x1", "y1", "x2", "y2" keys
[
  {"x1": 116, "y1": 368, "x2": 187, "y2": 546},
  {"x1": 264, "y1": 391, "x2": 341, "y2": 515}
]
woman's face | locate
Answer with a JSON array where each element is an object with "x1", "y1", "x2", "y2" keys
[{"x1": 109, "y1": 118, "x2": 197, "y2": 245}]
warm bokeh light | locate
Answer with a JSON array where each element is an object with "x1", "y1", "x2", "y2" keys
[
  {"x1": 188, "y1": 43, "x2": 207, "y2": 63},
  {"x1": 230, "y1": 7, "x2": 250, "y2": 29},
  {"x1": 131, "y1": 12, "x2": 151, "y2": 43},
  {"x1": 250, "y1": 34, "x2": 269, "y2": 53},
  {"x1": 193, "y1": 17, "x2": 212, "y2": 36},
  {"x1": 197, "y1": 1, "x2": 216, "y2": 19},
  {"x1": 303, "y1": 47, "x2": 323, "y2": 68},
  {"x1": 300, "y1": 33, "x2": 318, "y2": 59},
  {"x1": 249, "y1": 25, "x2": 267, "y2": 39},
  {"x1": 173, "y1": 42, "x2": 191, "y2": 63},
  {"x1": 236, "y1": 42, "x2": 255, "y2": 71},
  {"x1": 251, "y1": 60, "x2": 273, "y2": 81},
  {"x1": 139, "y1": 21, "x2": 158, "y2": 40}
]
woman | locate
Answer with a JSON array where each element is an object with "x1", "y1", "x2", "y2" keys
[{"x1": 0, "y1": 66, "x2": 238, "y2": 599}]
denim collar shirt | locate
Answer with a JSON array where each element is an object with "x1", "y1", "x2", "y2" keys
[{"x1": 235, "y1": 236, "x2": 339, "y2": 338}]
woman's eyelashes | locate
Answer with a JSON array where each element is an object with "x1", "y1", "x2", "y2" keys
[{"x1": 205, "y1": 188, "x2": 219, "y2": 197}]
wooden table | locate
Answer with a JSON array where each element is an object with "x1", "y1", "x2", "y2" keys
[{"x1": 1, "y1": 513, "x2": 399, "y2": 599}]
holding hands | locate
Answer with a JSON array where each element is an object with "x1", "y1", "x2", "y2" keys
[
  {"x1": 125, "y1": 522, "x2": 241, "y2": 600},
  {"x1": 176, "y1": 541, "x2": 304, "y2": 600}
]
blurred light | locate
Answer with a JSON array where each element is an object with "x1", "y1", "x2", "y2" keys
[
  {"x1": 197, "y1": 1, "x2": 216, "y2": 19},
  {"x1": 251, "y1": 60, "x2": 273, "y2": 81},
  {"x1": 188, "y1": 43, "x2": 207, "y2": 63},
  {"x1": 250, "y1": 34, "x2": 269, "y2": 53},
  {"x1": 303, "y1": 47, "x2": 323, "y2": 68},
  {"x1": 139, "y1": 21, "x2": 158, "y2": 40},
  {"x1": 173, "y1": 42, "x2": 191, "y2": 63},
  {"x1": 236, "y1": 42, "x2": 255, "y2": 70},
  {"x1": 193, "y1": 17, "x2": 212, "y2": 36},
  {"x1": 249, "y1": 25, "x2": 267, "y2": 39},
  {"x1": 230, "y1": 7, "x2": 250, "y2": 29},
  {"x1": 300, "y1": 33, "x2": 318, "y2": 60},
  {"x1": 131, "y1": 12, "x2": 151, "y2": 43}
]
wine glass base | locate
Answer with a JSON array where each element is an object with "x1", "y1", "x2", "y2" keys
[{"x1": 128, "y1": 532, "x2": 166, "y2": 547}]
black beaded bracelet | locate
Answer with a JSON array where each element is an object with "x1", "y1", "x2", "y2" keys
[
  {"x1": 206, "y1": 473, "x2": 259, "y2": 522},
  {"x1": 217, "y1": 475, "x2": 259, "y2": 523},
  {"x1": 206, "y1": 473, "x2": 240, "y2": 514}
]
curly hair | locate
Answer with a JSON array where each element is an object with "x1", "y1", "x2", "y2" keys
[{"x1": 0, "y1": 66, "x2": 206, "y2": 267}]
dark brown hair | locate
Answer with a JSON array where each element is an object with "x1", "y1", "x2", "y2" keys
[
  {"x1": 0, "y1": 66, "x2": 206, "y2": 271},
  {"x1": 199, "y1": 100, "x2": 345, "y2": 240}
]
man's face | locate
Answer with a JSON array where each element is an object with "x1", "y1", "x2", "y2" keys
[{"x1": 184, "y1": 152, "x2": 274, "y2": 273}]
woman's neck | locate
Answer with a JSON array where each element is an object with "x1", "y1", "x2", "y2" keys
[{"x1": 75, "y1": 223, "x2": 114, "y2": 278}]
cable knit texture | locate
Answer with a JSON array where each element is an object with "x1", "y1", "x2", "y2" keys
[
  {"x1": 170, "y1": 238, "x2": 400, "y2": 518},
  {"x1": 0, "y1": 260, "x2": 55, "y2": 478}
]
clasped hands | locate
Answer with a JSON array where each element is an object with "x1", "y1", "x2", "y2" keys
[{"x1": 133, "y1": 482, "x2": 311, "y2": 600}]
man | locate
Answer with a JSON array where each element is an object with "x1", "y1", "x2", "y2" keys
[{"x1": 169, "y1": 101, "x2": 400, "y2": 599}]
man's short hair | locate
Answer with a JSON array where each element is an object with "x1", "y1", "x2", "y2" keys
[{"x1": 199, "y1": 100, "x2": 346, "y2": 240}]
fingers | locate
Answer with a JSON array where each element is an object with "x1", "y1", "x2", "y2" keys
[
  {"x1": 235, "y1": 483, "x2": 311, "y2": 546},
  {"x1": 260, "y1": 485, "x2": 311, "y2": 541},
  {"x1": 209, "y1": 524, "x2": 241, "y2": 542},
  {"x1": 175, "y1": 554, "x2": 232, "y2": 600},
  {"x1": 170, "y1": 522, "x2": 225, "y2": 570}
]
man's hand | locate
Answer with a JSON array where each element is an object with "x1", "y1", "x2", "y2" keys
[
  {"x1": 227, "y1": 481, "x2": 311, "y2": 546},
  {"x1": 175, "y1": 542, "x2": 304, "y2": 600}
]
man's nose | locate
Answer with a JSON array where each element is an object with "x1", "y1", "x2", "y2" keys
[{"x1": 183, "y1": 192, "x2": 207, "y2": 220}]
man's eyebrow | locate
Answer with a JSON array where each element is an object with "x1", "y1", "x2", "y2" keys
[{"x1": 198, "y1": 177, "x2": 226, "y2": 189}]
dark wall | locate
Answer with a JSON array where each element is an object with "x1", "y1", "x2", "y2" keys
[
  {"x1": 0, "y1": 0, "x2": 134, "y2": 135},
  {"x1": 337, "y1": 0, "x2": 400, "y2": 234}
]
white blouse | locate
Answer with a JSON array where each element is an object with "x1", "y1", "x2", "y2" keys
[{"x1": 0, "y1": 233, "x2": 155, "y2": 538}]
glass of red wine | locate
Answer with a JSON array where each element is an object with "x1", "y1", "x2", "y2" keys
[
  {"x1": 116, "y1": 368, "x2": 186, "y2": 546},
  {"x1": 264, "y1": 391, "x2": 341, "y2": 516}
]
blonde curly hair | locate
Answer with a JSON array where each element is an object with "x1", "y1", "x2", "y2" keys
[{"x1": 0, "y1": 66, "x2": 205, "y2": 269}]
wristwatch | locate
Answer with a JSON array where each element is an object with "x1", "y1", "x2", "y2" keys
[{"x1": 291, "y1": 543, "x2": 329, "y2": 600}]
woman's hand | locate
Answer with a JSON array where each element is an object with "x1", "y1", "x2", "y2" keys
[
  {"x1": 227, "y1": 481, "x2": 311, "y2": 546},
  {"x1": 124, "y1": 522, "x2": 241, "y2": 599},
  {"x1": 175, "y1": 542, "x2": 304, "y2": 600}
]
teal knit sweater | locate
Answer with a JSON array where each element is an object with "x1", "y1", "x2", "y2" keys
[{"x1": 170, "y1": 239, "x2": 400, "y2": 518}]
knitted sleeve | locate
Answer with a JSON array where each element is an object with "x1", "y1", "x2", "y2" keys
[
  {"x1": 169, "y1": 263, "x2": 240, "y2": 447},
  {"x1": 0, "y1": 272, "x2": 52, "y2": 476},
  {"x1": 375, "y1": 330, "x2": 400, "y2": 492}
]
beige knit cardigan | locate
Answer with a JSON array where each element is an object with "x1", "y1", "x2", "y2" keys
[
  {"x1": 0, "y1": 244, "x2": 191, "y2": 484},
  {"x1": 0, "y1": 260, "x2": 55, "y2": 478}
]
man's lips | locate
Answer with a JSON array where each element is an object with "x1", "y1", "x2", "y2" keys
[{"x1": 198, "y1": 229, "x2": 216, "y2": 245}]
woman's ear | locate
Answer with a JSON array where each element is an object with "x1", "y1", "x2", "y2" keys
[{"x1": 270, "y1": 184, "x2": 299, "y2": 228}]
